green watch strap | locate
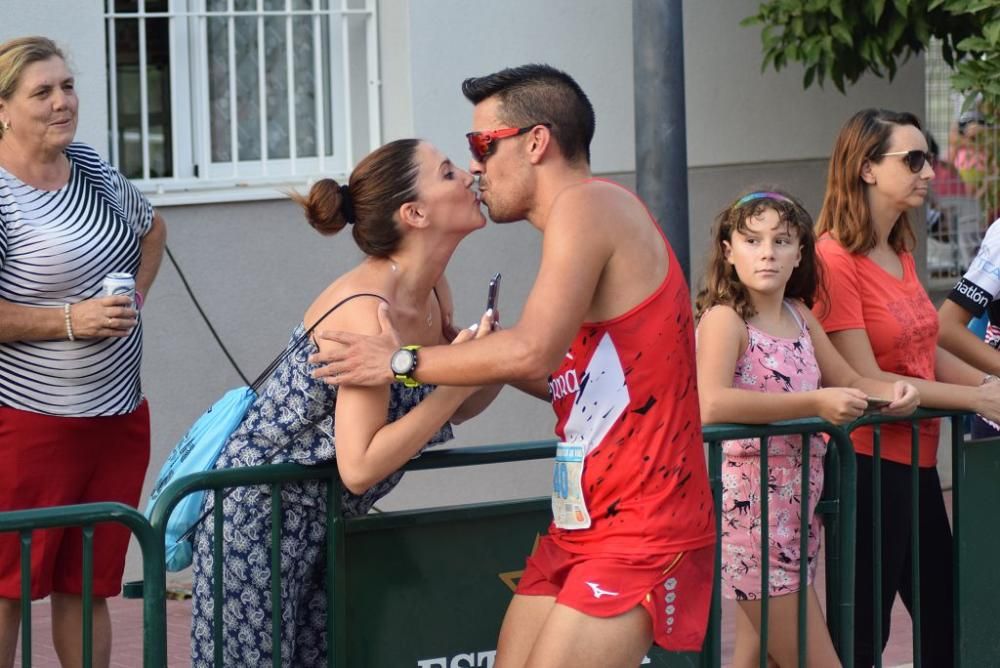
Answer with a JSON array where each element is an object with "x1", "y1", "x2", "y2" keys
[{"x1": 394, "y1": 345, "x2": 422, "y2": 388}]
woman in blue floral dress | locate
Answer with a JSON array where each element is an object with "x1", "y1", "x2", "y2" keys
[{"x1": 190, "y1": 139, "x2": 499, "y2": 667}]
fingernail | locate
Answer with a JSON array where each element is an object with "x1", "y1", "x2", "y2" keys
[
  {"x1": 469, "y1": 324, "x2": 479, "y2": 332},
  {"x1": 485, "y1": 308, "x2": 493, "y2": 318}
]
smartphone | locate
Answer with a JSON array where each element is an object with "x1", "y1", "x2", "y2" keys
[
  {"x1": 864, "y1": 396, "x2": 891, "y2": 413},
  {"x1": 486, "y1": 272, "x2": 501, "y2": 328}
]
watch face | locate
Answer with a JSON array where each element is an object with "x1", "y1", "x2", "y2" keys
[{"x1": 390, "y1": 348, "x2": 415, "y2": 375}]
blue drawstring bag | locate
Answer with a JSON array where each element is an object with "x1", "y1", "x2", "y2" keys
[
  {"x1": 145, "y1": 293, "x2": 380, "y2": 572},
  {"x1": 144, "y1": 386, "x2": 256, "y2": 571}
]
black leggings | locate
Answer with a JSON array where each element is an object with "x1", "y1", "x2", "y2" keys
[{"x1": 853, "y1": 454, "x2": 954, "y2": 667}]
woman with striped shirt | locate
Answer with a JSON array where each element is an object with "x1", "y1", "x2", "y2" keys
[{"x1": 0, "y1": 36, "x2": 166, "y2": 668}]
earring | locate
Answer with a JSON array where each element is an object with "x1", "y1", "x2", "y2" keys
[{"x1": 1, "y1": 120, "x2": 9, "y2": 133}]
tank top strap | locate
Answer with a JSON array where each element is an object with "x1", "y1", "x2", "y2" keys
[{"x1": 782, "y1": 299, "x2": 808, "y2": 334}]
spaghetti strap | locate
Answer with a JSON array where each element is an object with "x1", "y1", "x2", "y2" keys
[
  {"x1": 253, "y1": 292, "x2": 386, "y2": 392},
  {"x1": 782, "y1": 300, "x2": 808, "y2": 334}
]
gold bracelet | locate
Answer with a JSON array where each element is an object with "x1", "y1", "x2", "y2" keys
[{"x1": 63, "y1": 303, "x2": 75, "y2": 342}]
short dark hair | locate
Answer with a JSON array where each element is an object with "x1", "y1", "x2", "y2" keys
[{"x1": 462, "y1": 63, "x2": 595, "y2": 164}]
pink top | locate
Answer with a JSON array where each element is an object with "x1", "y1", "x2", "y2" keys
[{"x1": 724, "y1": 300, "x2": 826, "y2": 459}]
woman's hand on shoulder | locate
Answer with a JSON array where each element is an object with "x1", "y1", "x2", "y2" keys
[
  {"x1": 812, "y1": 387, "x2": 867, "y2": 424},
  {"x1": 881, "y1": 381, "x2": 920, "y2": 416}
]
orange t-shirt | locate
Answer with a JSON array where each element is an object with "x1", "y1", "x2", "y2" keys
[{"x1": 814, "y1": 237, "x2": 939, "y2": 467}]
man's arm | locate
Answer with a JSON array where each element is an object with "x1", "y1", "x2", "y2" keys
[
  {"x1": 311, "y1": 189, "x2": 614, "y2": 387},
  {"x1": 509, "y1": 377, "x2": 552, "y2": 401},
  {"x1": 938, "y1": 299, "x2": 1000, "y2": 375}
]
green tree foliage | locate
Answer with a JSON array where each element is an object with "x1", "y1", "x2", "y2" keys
[{"x1": 742, "y1": 0, "x2": 999, "y2": 113}]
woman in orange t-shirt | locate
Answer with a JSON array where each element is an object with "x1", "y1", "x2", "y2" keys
[{"x1": 814, "y1": 108, "x2": 1000, "y2": 667}]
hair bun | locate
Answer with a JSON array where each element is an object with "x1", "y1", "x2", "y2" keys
[{"x1": 292, "y1": 178, "x2": 349, "y2": 235}]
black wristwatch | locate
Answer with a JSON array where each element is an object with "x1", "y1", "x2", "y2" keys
[{"x1": 390, "y1": 345, "x2": 422, "y2": 388}]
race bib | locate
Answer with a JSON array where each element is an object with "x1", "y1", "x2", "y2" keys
[{"x1": 552, "y1": 443, "x2": 591, "y2": 530}]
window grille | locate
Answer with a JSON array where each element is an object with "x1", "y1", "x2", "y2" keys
[{"x1": 104, "y1": 0, "x2": 380, "y2": 197}]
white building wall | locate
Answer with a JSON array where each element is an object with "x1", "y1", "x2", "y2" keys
[
  {"x1": 1, "y1": 0, "x2": 109, "y2": 154},
  {"x1": 684, "y1": 0, "x2": 925, "y2": 166},
  {"x1": 384, "y1": 0, "x2": 925, "y2": 170},
  {"x1": 382, "y1": 0, "x2": 634, "y2": 172}
]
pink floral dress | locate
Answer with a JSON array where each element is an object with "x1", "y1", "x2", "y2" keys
[{"x1": 708, "y1": 301, "x2": 826, "y2": 600}]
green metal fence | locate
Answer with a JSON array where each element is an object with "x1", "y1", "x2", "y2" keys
[
  {"x1": 950, "y1": 417, "x2": 1000, "y2": 665},
  {"x1": 845, "y1": 408, "x2": 966, "y2": 668},
  {"x1": 3, "y1": 409, "x2": 992, "y2": 667},
  {"x1": 703, "y1": 409, "x2": 976, "y2": 668},
  {"x1": 144, "y1": 440, "x2": 559, "y2": 667},
  {"x1": 140, "y1": 424, "x2": 858, "y2": 667},
  {"x1": 0, "y1": 502, "x2": 166, "y2": 668},
  {"x1": 701, "y1": 419, "x2": 857, "y2": 668}
]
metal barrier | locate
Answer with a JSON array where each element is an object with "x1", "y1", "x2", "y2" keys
[
  {"x1": 144, "y1": 440, "x2": 558, "y2": 667},
  {"x1": 3, "y1": 409, "x2": 987, "y2": 667},
  {"x1": 0, "y1": 502, "x2": 166, "y2": 668},
  {"x1": 700, "y1": 419, "x2": 857, "y2": 668},
  {"x1": 702, "y1": 409, "x2": 972, "y2": 668},
  {"x1": 144, "y1": 426, "x2": 859, "y2": 667},
  {"x1": 949, "y1": 415, "x2": 1000, "y2": 666},
  {"x1": 844, "y1": 408, "x2": 966, "y2": 668}
]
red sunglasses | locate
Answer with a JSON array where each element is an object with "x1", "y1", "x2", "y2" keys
[{"x1": 466, "y1": 123, "x2": 551, "y2": 162}]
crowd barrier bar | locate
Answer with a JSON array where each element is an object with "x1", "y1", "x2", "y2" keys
[
  {"x1": 0, "y1": 502, "x2": 166, "y2": 668},
  {"x1": 843, "y1": 408, "x2": 966, "y2": 668},
  {"x1": 702, "y1": 419, "x2": 857, "y2": 668},
  {"x1": 145, "y1": 440, "x2": 558, "y2": 667},
  {"x1": 0, "y1": 409, "x2": 977, "y2": 667}
]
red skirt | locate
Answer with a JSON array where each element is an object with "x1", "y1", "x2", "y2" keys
[{"x1": 0, "y1": 401, "x2": 150, "y2": 598}]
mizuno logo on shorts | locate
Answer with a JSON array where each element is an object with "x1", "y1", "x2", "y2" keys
[{"x1": 585, "y1": 581, "x2": 619, "y2": 598}]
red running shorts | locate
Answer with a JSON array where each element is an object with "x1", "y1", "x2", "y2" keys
[{"x1": 516, "y1": 535, "x2": 714, "y2": 652}]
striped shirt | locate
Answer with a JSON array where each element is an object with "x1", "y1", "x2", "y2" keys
[{"x1": 0, "y1": 143, "x2": 153, "y2": 416}]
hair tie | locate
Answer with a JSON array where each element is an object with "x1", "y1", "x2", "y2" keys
[
  {"x1": 733, "y1": 191, "x2": 795, "y2": 209},
  {"x1": 339, "y1": 184, "x2": 356, "y2": 225}
]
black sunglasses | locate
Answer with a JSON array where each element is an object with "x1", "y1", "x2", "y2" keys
[{"x1": 880, "y1": 149, "x2": 932, "y2": 173}]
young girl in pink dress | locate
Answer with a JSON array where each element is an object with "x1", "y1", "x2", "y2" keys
[{"x1": 695, "y1": 190, "x2": 919, "y2": 668}]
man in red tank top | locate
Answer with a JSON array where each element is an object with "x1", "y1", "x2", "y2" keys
[{"x1": 311, "y1": 64, "x2": 714, "y2": 667}]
